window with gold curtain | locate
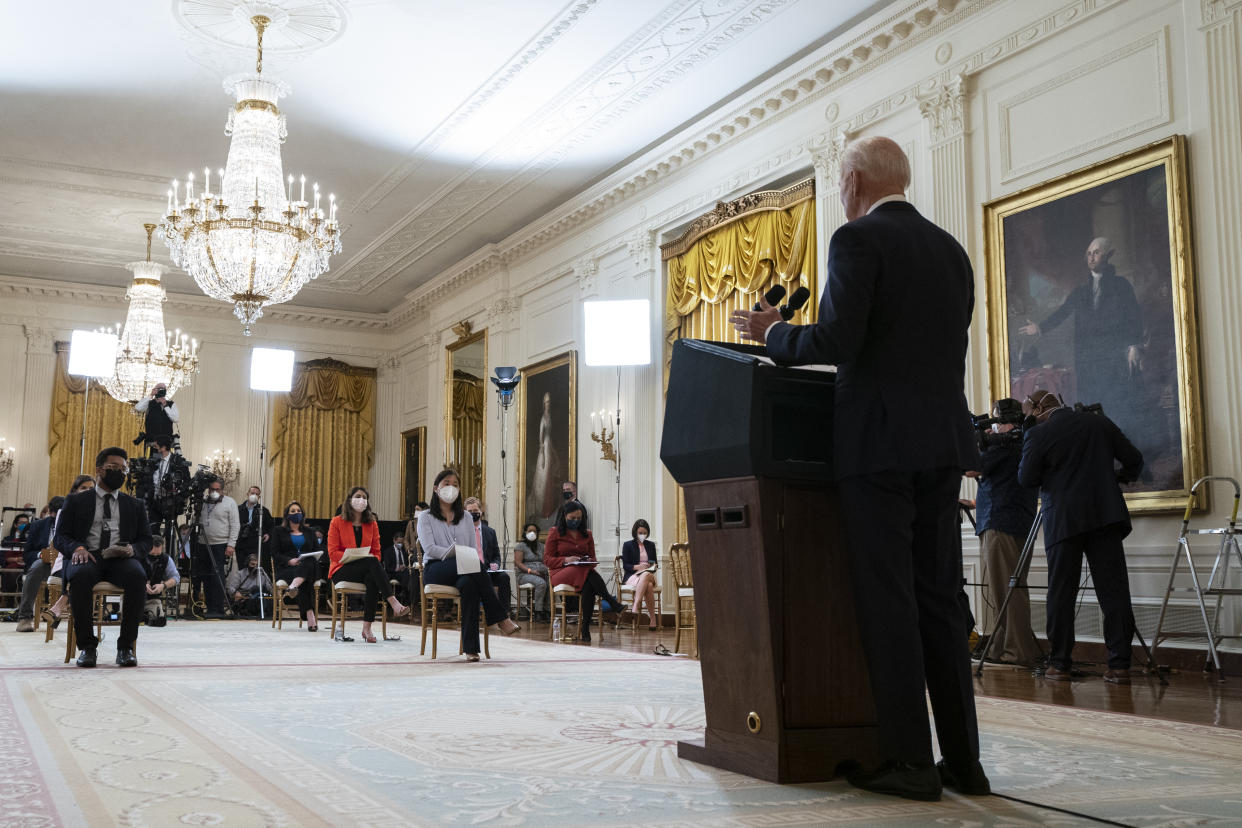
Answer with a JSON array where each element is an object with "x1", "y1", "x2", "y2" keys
[
  {"x1": 451, "y1": 370, "x2": 485, "y2": 501},
  {"x1": 268, "y1": 358, "x2": 376, "y2": 519},
  {"x1": 661, "y1": 179, "x2": 818, "y2": 540},
  {"x1": 47, "y1": 343, "x2": 140, "y2": 501}
]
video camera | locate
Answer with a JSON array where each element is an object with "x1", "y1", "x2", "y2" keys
[{"x1": 971, "y1": 398, "x2": 1028, "y2": 450}]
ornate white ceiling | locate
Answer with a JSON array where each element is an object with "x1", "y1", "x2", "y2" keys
[{"x1": 0, "y1": 0, "x2": 886, "y2": 315}]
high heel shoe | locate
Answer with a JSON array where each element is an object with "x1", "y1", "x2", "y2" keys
[
  {"x1": 360, "y1": 630, "x2": 377, "y2": 643},
  {"x1": 465, "y1": 653, "x2": 480, "y2": 663},
  {"x1": 496, "y1": 619, "x2": 520, "y2": 636},
  {"x1": 391, "y1": 604, "x2": 411, "y2": 618},
  {"x1": 41, "y1": 609, "x2": 61, "y2": 629}
]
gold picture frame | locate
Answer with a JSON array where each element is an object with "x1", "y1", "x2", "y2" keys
[
  {"x1": 516, "y1": 350, "x2": 577, "y2": 535},
  {"x1": 399, "y1": 426, "x2": 426, "y2": 520},
  {"x1": 984, "y1": 135, "x2": 1203, "y2": 513},
  {"x1": 445, "y1": 326, "x2": 488, "y2": 503}
]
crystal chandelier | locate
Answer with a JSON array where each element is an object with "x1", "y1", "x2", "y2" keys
[
  {"x1": 159, "y1": 13, "x2": 341, "y2": 335},
  {"x1": 0, "y1": 437, "x2": 14, "y2": 484},
  {"x1": 204, "y1": 448, "x2": 242, "y2": 493},
  {"x1": 98, "y1": 224, "x2": 201, "y2": 404}
]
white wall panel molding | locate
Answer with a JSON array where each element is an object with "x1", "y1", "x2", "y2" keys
[{"x1": 997, "y1": 30, "x2": 1171, "y2": 180}]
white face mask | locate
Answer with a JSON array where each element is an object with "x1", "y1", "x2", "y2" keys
[
  {"x1": 351, "y1": 497, "x2": 368, "y2": 512},
  {"x1": 437, "y1": 485, "x2": 459, "y2": 504},
  {"x1": 208, "y1": 491, "x2": 221, "y2": 502},
  {"x1": 637, "y1": 533, "x2": 648, "y2": 542},
  {"x1": 526, "y1": 531, "x2": 537, "y2": 542},
  {"x1": 248, "y1": 493, "x2": 259, "y2": 504}
]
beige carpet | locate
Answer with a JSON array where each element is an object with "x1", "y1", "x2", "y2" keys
[{"x1": 2, "y1": 620, "x2": 1240, "y2": 827}]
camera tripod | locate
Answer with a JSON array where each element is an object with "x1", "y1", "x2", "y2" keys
[{"x1": 974, "y1": 504, "x2": 1166, "y2": 685}]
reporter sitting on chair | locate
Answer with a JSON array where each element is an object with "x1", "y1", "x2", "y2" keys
[
  {"x1": 53, "y1": 447, "x2": 152, "y2": 668},
  {"x1": 328, "y1": 487, "x2": 409, "y2": 643},
  {"x1": 1017, "y1": 390, "x2": 1143, "y2": 684},
  {"x1": 226, "y1": 553, "x2": 273, "y2": 617},
  {"x1": 270, "y1": 500, "x2": 320, "y2": 631},
  {"x1": 545, "y1": 500, "x2": 623, "y2": 643},
  {"x1": 621, "y1": 518, "x2": 659, "y2": 631},
  {"x1": 418, "y1": 470, "x2": 519, "y2": 661}
]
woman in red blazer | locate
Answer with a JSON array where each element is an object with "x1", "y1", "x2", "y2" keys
[
  {"x1": 328, "y1": 486, "x2": 409, "y2": 642},
  {"x1": 544, "y1": 500, "x2": 623, "y2": 643}
]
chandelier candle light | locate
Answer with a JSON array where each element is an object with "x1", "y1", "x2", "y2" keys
[
  {"x1": 98, "y1": 224, "x2": 200, "y2": 404},
  {"x1": 205, "y1": 448, "x2": 241, "y2": 493},
  {"x1": 159, "y1": 13, "x2": 341, "y2": 335}
]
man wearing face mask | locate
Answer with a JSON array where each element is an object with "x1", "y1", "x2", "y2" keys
[
  {"x1": 198, "y1": 480, "x2": 239, "y2": 618},
  {"x1": 466, "y1": 497, "x2": 512, "y2": 620},
  {"x1": 54, "y1": 447, "x2": 153, "y2": 667},
  {"x1": 133, "y1": 382, "x2": 180, "y2": 455},
  {"x1": 382, "y1": 533, "x2": 413, "y2": 604},
  {"x1": 227, "y1": 553, "x2": 273, "y2": 617},
  {"x1": 236, "y1": 486, "x2": 274, "y2": 572}
]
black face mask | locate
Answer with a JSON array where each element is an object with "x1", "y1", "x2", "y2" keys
[
  {"x1": 563, "y1": 491, "x2": 573, "y2": 501},
  {"x1": 469, "y1": 511, "x2": 482, "y2": 523},
  {"x1": 101, "y1": 468, "x2": 126, "y2": 491}
]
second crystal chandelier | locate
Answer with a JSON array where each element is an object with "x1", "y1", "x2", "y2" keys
[{"x1": 159, "y1": 13, "x2": 341, "y2": 335}]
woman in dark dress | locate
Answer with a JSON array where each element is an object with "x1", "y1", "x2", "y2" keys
[{"x1": 269, "y1": 500, "x2": 321, "y2": 631}]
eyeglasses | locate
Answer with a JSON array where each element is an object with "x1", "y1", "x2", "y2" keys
[{"x1": 100, "y1": 463, "x2": 128, "y2": 473}]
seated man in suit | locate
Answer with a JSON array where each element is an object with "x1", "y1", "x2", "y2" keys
[
  {"x1": 465, "y1": 497, "x2": 512, "y2": 620},
  {"x1": 381, "y1": 534, "x2": 413, "y2": 603},
  {"x1": 54, "y1": 446, "x2": 153, "y2": 667},
  {"x1": 1018, "y1": 390, "x2": 1143, "y2": 684}
]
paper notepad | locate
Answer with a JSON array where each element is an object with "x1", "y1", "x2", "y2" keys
[
  {"x1": 298, "y1": 551, "x2": 323, "y2": 560},
  {"x1": 340, "y1": 547, "x2": 371, "y2": 563},
  {"x1": 452, "y1": 544, "x2": 481, "y2": 574}
]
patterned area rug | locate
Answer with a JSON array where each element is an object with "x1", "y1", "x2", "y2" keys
[{"x1": 2, "y1": 621, "x2": 1241, "y2": 827}]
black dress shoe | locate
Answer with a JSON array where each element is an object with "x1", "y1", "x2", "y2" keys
[
  {"x1": 846, "y1": 760, "x2": 942, "y2": 802},
  {"x1": 76, "y1": 649, "x2": 97, "y2": 668},
  {"x1": 1043, "y1": 665, "x2": 1074, "y2": 681},
  {"x1": 116, "y1": 649, "x2": 138, "y2": 667},
  {"x1": 578, "y1": 625, "x2": 591, "y2": 643},
  {"x1": 936, "y1": 759, "x2": 991, "y2": 795}
]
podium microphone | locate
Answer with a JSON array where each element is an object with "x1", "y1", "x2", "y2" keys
[
  {"x1": 753, "y1": 284, "x2": 786, "y2": 311},
  {"x1": 779, "y1": 286, "x2": 811, "y2": 321}
]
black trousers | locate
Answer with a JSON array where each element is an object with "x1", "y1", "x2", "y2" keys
[
  {"x1": 577, "y1": 568, "x2": 619, "y2": 630},
  {"x1": 332, "y1": 557, "x2": 393, "y2": 622},
  {"x1": 202, "y1": 543, "x2": 231, "y2": 613},
  {"x1": 1045, "y1": 525, "x2": 1134, "y2": 671},
  {"x1": 423, "y1": 559, "x2": 507, "y2": 655},
  {"x1": 65, "y1": 555, "x2": 147, "y2": 651},
  {"x1": 275, "y1": 556, "x2": 320, "y2": 619},
  {"x1": 487, "y1": 570, "x2": 512, "y2": 617},
  {"x1": 837, "y1": 467, "x2": 979, "y2": 770}
]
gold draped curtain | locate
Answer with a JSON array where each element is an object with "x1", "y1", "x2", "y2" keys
[
  {"x1": 450, "y1": 371, "x2": 485, "y2": 501},
  {"x1": 47, "y1": 344, "x2": 140, "y2": 501},
  {"x1": 661, "y1": 181, "x2": 818, "y2": 539},
  {"x1": 269, "y1": 359, "x2": 377, "y2": 519}
]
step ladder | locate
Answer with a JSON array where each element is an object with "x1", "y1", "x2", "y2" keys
[{"x1": 1152, "y1": 476, "x2": 1242, "y2": 677}]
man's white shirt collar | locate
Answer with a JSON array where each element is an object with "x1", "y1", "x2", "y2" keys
[{"x1": 867, "y1": 193, "x2": 907, "y2": 214}]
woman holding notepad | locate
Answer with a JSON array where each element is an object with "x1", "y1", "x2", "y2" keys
[
  {"x1": 328, "y1": 486, "x2": 410, "y2": 642},
  {"x1": 418, "y1": 469, "x2": 520, "y2": 661},
  {"x1": 621, "y1": 518, "x2": 659, "y2": 631},
  {"x1": 545, "y1": 500, "x2": 624, "y2": 643},
  {"x1": 270, "y1": 501, "x2": 321, "y2": 631}
]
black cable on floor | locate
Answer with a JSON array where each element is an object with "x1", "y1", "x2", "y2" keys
[{"x1": 990, "y1": 792, "x2": 1133, "y2": 826}]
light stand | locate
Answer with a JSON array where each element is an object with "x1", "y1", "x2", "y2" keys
[
  {"x1": 250, "y1": 347, "x2": 295, "y2": 621},
  {"x1": 67, "y1": 330, "x2": 119, "y2": 474},
  {"x1": 490, "y1": 367, "x2": 521, "y2": 569}
]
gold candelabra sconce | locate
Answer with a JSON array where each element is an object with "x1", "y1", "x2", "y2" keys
[
  {"x1": 590, "y1": 409, "x2": 617, "y2": 470},
  {"x1": 204, "y1": 448, "x2": 241, "y2": 494},
  {"x1": 0, "y1": 437, "x2": 15, "y2": 483}
]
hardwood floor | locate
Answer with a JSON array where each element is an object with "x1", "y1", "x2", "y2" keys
[{"x1": 494, "y1": 617, "x2": 1242, "y2": 732}]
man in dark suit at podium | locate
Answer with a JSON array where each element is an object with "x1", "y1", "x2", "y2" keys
[{"x1": 731, "y1": 136, "x2": 984, "y2": 801}]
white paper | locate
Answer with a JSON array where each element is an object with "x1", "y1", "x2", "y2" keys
[
  {"x1": 340, "y1": 547, "x2": 371, "y2": 563},
  {"x1": 453, "y1": 544, "x2": 481, "y2": 574},
  {"x1": 297, "y1": 550, "x2": 323, "y2": 560}
]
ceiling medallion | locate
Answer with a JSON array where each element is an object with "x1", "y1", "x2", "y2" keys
[
  {"x1": 99, "y1": 224, "x2": 200, "y2": 404},
  {"x1": 174, "y1": 1, "x2": 347, "y2": 65},
  {"x1": 160, "y1": 11, "x2": 342, "y2": 335}
]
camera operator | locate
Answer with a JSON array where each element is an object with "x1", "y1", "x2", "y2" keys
[
  {"x1": 143, "y1": 537, "x2": 179, "y2": 626},
  {"x1": 965, "y1": 399, "x2": 1040, "y2": 667},
  {"x1": 133, "y1": 382, "x2": 180, "y2": 455},
  {"x1": 197, "y1": 479, "x2": 239, "y2": 618},
  {"x1": 1017, "y1": 389, "x2": 1144, "y2": 684},
  {"x1": 226, "y1": 553, "x2": 272, "y2": 617}
]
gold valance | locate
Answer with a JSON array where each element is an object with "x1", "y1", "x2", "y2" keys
[{"x1": 269, "y1": 358, "x2": 377, "y2": 518}]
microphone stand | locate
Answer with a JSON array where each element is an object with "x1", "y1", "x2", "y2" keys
[{"x1": 256, "y1": 391, "x2": 270, "y2": 620}]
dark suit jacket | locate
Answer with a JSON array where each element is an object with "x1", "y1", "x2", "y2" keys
[
  {"x1": 236, "y1": 504, "x2": 275, "y2": 553},
  {"x1": 381, "y1": 543, "x2": 413, "y2": 578},
  {"x1": 53, "y1": 488, "x2": 153, "y2": 572},
  {"x1": 765, "y1": 201, "x2": 979, "y2": 478},
  {"x1": 620, "y1": 539, "x2": 657, "y2": 582},
  {"x1": 23, "y1": 514, "x2": 55, "y2": 569},
  {"x1": 1038, "y1": 267, "x2": 1142, "y2": 399},
  {"x1": 269, "y1": 524, "x2": 317, "y2": 570},
  {"x1": 1017, "y1": 407, "x2": 1143, "y2": 546},
  {"x1": 480, "y1": 523, "x2": 501, "y2": 568}
]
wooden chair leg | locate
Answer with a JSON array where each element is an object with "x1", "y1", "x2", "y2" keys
[
  {"x1": 64, "y1": 606, "x2": 75, "y2": 663},
  {"x1": 420, "y1": 596, "x2": 429, "y2": 655},
  {"x1": 674, "y1": 597, "x2": 682, "y2": 653},
  {"x1": 431, "y1": 599, "x2": 439, "y2": 659},
  {"x1": 482, "y1": 608, "x2": 491, "y2": 659}
]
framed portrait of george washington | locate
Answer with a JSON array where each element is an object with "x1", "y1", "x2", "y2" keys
[
  {"x1": 399, "y1": 426, "x2": 426, "y2": 520},
  {"x1": 516, "y1": 351, "x2": 576, "y2": 534},
  {"x1": 984, "y1": 135, "x2": 1204, "y2": 513}
]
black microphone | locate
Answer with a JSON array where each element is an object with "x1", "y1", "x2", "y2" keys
[
  {"x1": 779, "y1": 286, "x2": 811, "y2": 321},
  {"x1": 753, "y1": 284, "x2": 786, "y2": 311}
]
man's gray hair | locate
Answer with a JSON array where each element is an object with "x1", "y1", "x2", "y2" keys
[{"x1": 841, "y1": 136, "x2": 911, "y2": 191}]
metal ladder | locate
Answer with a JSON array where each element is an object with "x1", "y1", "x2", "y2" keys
[{"x1": 1152, "y1": 476, "x2": 1242, "y2": 677}]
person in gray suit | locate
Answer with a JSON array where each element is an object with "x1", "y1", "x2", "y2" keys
[{"x1": 731, "y1": 136, "x2": 984, "y2": 802}]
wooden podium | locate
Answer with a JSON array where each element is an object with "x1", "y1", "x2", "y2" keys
[{"x1": 660, "y1": 339, "x2": 879, "y2": 783}]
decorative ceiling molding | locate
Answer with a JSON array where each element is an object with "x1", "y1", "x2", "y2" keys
[
  {"x1": 173, "y1": 0, "x2": 349, "y2": 75},
  {"x1": 0, "y1": 156, "x2": 169, "y2": 184},
  {"x1": 351, "y1": 0, "x2": 601, "y2": 214},
  {"x1": 0, "y1": 172, "x2": 160, "y2": 202},
  {"x1": 329, "y1": 0, "x2": 799, "y2": 294},
  {"x1": 1202, "y1": 0, "x2": 1242, "y2": 26}
]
